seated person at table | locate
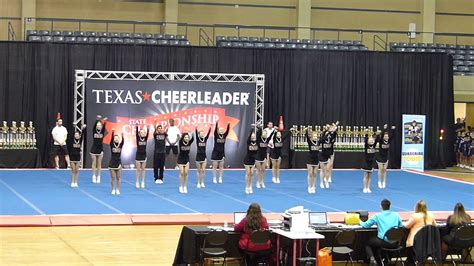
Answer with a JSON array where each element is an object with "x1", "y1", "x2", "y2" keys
[
  {"x1": 441, "y1": 202, "x2": 472, "y2": 258},
  {"x1": 234, "y1": 203, "x2": 271, "y2": 263},
  {"x1": 404, "y1": 200, "x2": 437, "y2": 264},
  {"x1": 360, "y1": 199, "x2": 403, "y2": 265}
]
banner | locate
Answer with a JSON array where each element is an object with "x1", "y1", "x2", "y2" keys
[
  {"x1": 401, "y1": 114, "x2": 426, "y2": 171},
  {"x1": 85, "y1": 79, "x2": 256, "y2": 167}
]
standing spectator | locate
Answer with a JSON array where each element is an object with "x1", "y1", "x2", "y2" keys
[{"x1": 51, "y1": 118, "x2": 70, "y2": 169}]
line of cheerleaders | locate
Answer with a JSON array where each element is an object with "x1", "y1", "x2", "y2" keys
[{"x1": 69, "y1": 117, "x2": 396, "y2": 196}]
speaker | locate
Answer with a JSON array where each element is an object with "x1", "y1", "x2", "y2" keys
[{"x1": 348, "y1": 210, "x2": 369, "y2": 222}]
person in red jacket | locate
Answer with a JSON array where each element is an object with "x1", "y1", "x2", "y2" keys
[{"x1": 234, "y1": 203, "x2": 271, "y2": 264}]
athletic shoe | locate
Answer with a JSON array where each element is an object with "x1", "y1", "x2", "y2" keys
[
  {"x1": 158, "y1": 179, "x2": 163, "y2": 184},
  {"x1": 197, "y1": 183, "x2": 201, "y2": 188},
  {"x1": 256, "y1": 182, "x2": 261, "y2": 189},
  {"x1": 74, "y1": 183, "x2": 78, "y2": 187},
  {"x1": 328, "y1": 176, "x2": 332, "y2": 183},
  {"x1": 92, "y1": 175, "x2": 97, "y2": 183},
  {"x1": 96, "y1": 175, "x2": 101, "y2": 183},
  {"x1": 363, "y1": 188, "x2": 368, "y2": 193},
  {"x1": 378, "y1": 181, "x2": 382, "y2": 189},
  {"x1": 218, "y1": 177, "x2": 223, "y2": 183},
  {"x1": 261, "y1": 182, "x2": 266, "y2": 188},
  {"x1": 135, "y1": 181, "x2": 139, "y2": 188},
  {"x1": 116, "y1": 189, "x2": 120, "y2": 195},
  {"x1": 367, "y1": 188, "x2": 372, "y2": 193},
  {"x1": 179, "y1": 186, "x2": 183, "y2": 193},
  {"x1": 308, "y1": 187, "x2": 312, "y2": 193},
  {"x1": 112, "y1": 189, "x2": 116, "y2": 195},
  {"x1": 175, "y1": 166, "x2": 179, "y2": 170},
  {"x1": 70, "y1": 183, "x2": 74, "y2": 188},
  {"x1": 272, "y1": 177, "x2": 277, "y2": 183},
  {"x1": 320, "y1": 182, "x2": 324, "y2": 189},
  {"x1": 276, "y1": 178, "x2": 281, "y2": 184},
  {"x1": 141, "y1": 182, "x2": 145, "y2": 189},
  {"x1": 245, "y1": 187, "x2": 250, "y2": 194},
  {"x1": 183, "y1": 187, "x2": 188, "y2": 194},
  {"x1": 249, "y1": 187, "x2": 253, "y2": 194},
  {"x1": 324, "y1": 181, "x2": 329, "y2": 189},
  {"x1": 213, "y1": 178, "x2": 217, "y2": 184},
  {"x1": 201, "y1": 182, "x2": 205, "y2": 188},
  {"x1": 382, "y1": 182, "x2": 386, "y2": 188}
]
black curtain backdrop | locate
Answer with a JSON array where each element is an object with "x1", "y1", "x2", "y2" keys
[{"x1": 0, "y1": 42, "x2": 454, "y2": 169}]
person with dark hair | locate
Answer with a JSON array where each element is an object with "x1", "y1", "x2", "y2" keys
[
  {"x1": 404, "y1": 200, "x2": 437, "y2": 264},
  {"x1": 195, "y1": 127, "x2": 211, "y2": 188},
  {"x1": 177, "y1": 132, "x2": 194, "y2": 194},
  {"x1": 319, "y1": 122, "x2": 338, "y2": 189},
  {"x1": 109, "y1": 130, "x2": 124, "y2": 195},
  {"x1": 69, "y1": 124, "x2": 86, "y2": 187},
  {"x1": 51, "y1": 118, "x2": 70, "y2": 169},
  {"x1": 234, "y1": 203, "x2": 271, "y2": 265},
  {"x1": 90, "y1": 115, "x2": 107, "y2": 183},
  {"x1": 255, "y1": 127, "x2": 273, "y2": 189},
  {"x1": 442, "y1": 202, "x2": 472, "y2": 258},
  {"x1": 153, "y1": 124, "x2": 167, "y2": 184},
  {"x1": 361, "y1": 199, "x2": 403, "y2": 265},
  {"x1": 376, "y1": 124, "x2": 396, "y2": 189},
  {"x1": 211, "y1": 121, "x2": 230, "y2": 184},
  {"x1": 270, "y1": 128, "x2": 288, "y2": 184},
  {"x1": 243, "y1": 129, "x2": 258, "y2": 194},
  {"x1": 135, "y1": 125, "x2": 149, "y2": 189}
]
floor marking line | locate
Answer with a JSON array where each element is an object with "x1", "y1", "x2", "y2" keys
[{"x1": 0, "y1": 178, "x2": 46, "y2": 215}]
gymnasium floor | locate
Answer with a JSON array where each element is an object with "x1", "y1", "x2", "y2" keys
[{"x1": 0, "y1": 169, "x2": 472, "y2": 217}]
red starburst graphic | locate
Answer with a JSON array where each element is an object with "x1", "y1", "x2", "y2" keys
[{"x1": 143, "y1": 91, "x2": 151, "y2": 101}]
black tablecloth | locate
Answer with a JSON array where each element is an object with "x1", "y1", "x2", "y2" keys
[
  {"x1": 173, "y1": 226, "x2": 378, "y2": 265},
  {"x1": 289, "y1": 150, "x2": 365, "y2": 169},
  {"x1": 0, "y1": 149, "x2": 42, "y2": 168}
]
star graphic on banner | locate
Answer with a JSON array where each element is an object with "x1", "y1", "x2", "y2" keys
[{"x1": 143, "y1": 91, "x2": 151, "y2": 101}]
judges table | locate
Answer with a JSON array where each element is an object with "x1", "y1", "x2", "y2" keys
[
  {"x1": 173, "y1": 225, "x2": 378, "y2": 265},
  {"x1": 0, "y1": 149, "x2": 42, "y2": 168},
  {"x1": 273, "y1": 229, "x2": 324, "y2": 266}
]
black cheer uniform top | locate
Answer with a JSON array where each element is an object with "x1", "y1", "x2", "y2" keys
[
  {"x1": 90, "y1": 119, "x2": 106, "y2": 155},
  {"x1": 177, "y1": 135, "x2": 194, "y2": 165},
  {"x1": 135, "y1": 127, "x2": 149, "y2": 161},
  {"x1": 306, "y1": 132, "x2": 320, "y2": 165},
  {"x1": 70, "y1": 133, "x2": 83, "y2": 162},
  {"x1": 109, "y1": 132, "x2": 124, "y2": 169},
  {"x1": 195, "y1": 128, "x2": 211, "y2": 162},
  {"x1": 211, "y1": 122, "x2": 230, "y2": 161},
  {"x1": 243, "y1": 130, "x2": 258, "y2": 166}
]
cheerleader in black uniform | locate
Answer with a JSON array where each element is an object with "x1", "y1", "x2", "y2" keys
[
  {"x1": 306, "y1": 130, "x2": 320, "y2": 194},
  {"x1": 243, "y1": 129, "x2": 258, "y2": 194},
  {"x1": 109, "y1": 131, "x2": 124, "y2": 195},
  {"x1": 195, "y1": 127, "x2": 211, "y2": 188},
  {"x1": 376, "y1": 124, "x2": 396, "y2": 189},
  {"x1": 255, "y1": 128, "x2": 272, "y2": 188},
  {"x1": 69, "y1": 124, "x2": 86, "y2": 187},
  {"x1": 327, "y1": 122, "x2": 339, "y2": 184},
  {"x1": 135, "y1": 126, "x2": 149, "y2": 189},
  {"x1": 271, "y1": 129, "x2": 288, "y2": 184},
  {"x1": 319, "y1": 122, "x2": 338, "y2": 189},
  {"x1": 177, "y1": 132, "x2": 194, "y2": 194},
  {"x1": 362, "y1": 131, "x2": 378, "y2": 193},
  {"x1": 211, "y1": 121, "x2": 230, "y2": 184},
  {"x1": 90, "y1": 115, "x2": 107, "y2": 184}
]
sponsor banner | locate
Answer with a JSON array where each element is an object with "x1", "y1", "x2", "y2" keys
[
  {"x1": 401, "y1": 114, "x2": 426, "y2": 171},
  {"x1": 85, "y1": 79, "x2": 256, "y2": 167}
]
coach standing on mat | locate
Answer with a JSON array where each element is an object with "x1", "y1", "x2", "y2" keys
[
  {"x1": 165, "y1": 119, "x2": 181, "y2": 170},
  {"x1": 51, "y1": 117, "x2": 70, "y2": 169}
]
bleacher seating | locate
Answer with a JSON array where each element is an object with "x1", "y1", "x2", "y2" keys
[
  {"x1": 26, "y1": 30, "x2": 190, "y2": 46},
  {"x1": 215, "y1": 36, "x2": 369, "y2": 51},
  {"x1": 390, "y1": 42, "x2": 474, "y2": 76}
]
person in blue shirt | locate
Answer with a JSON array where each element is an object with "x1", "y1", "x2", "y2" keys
[{"x1": 360, "y1": 199, "x2": 403, "y2": 265}]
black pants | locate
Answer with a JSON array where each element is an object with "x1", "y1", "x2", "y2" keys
[
  {"x1": 153, "y1": 153, "x2": 165, "y2": 180},
  {"x1": 365, "y1": 237, "x2": 395, "y2": 260}
]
